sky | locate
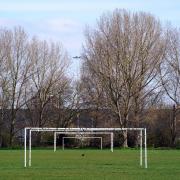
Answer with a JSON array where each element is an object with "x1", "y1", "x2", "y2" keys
[{"x1": 0, "y1": 0, "x2": 180, "y2": 78}]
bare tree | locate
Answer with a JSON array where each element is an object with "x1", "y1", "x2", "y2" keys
[
  {"x1": 0, "y1": 28, "x2": 11, "y2": 147},
  {"x1": 54, "y1": 82, "x2": 82, "y2": 128},
  {"x1": 0, "y1": 27, "x2": 32, "y2": 146},
  {"x1": 160, "y1": 28, "x2": 180, "y2": 146},
  {"x1": 0, "y1": 26, "x2": 72, "y2": 146},
  {"x1": 80, "y1": 64, "x2": 107, "y2": 127},
  {"x1": 82, "y1": 9, "x2": 165, "y2": 147},
  {"x1": 25, "y1": 38, "x2": 69, "y2": 130}
]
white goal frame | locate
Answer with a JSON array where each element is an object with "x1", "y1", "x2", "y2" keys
[
  {"x1": 24, "y1": 127, "x2": 147, "y2": 168},
  {"x1": 54, "y1": 131, "x2": 114, "y2": 152}
]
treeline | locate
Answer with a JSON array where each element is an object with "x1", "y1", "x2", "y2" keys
[
  {"x1": 0, "y1": 27, "x2": 80, "y2": 147},
  {"x1": 0, "y1": 9, "x2": 180, "y2": 148}
]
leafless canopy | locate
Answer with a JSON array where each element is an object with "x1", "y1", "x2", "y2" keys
[{"x1": 82, "y1": 9, "x2": 166, "y2": 129}]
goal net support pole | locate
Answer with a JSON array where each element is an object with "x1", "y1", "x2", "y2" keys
[
  {"x1": 24, "y1": 128, "x2": 27, "y2": 167},
  {"x1": 29, "y1": 130, "x2": 31, "y2": 167},
  {"x1": 140, "y1": 129, "x2": 142, "y2": 166},
  {"x1": 24, "y1": 127, "x2": 147, "y2": 168},
  {"x1": 111, "y1": 132, "x2": 113, "y2": 152},
  {"x1": 54, "y1": 132, "x2": 56, "y2": 152},
  {"x1": 145, "y1": 128, "x2": 147, "y2": 168}
]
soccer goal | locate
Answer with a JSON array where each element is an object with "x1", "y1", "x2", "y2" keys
[
  {"x1": 53, "y1": 131, "x2": 114, "y2": 152},
  {"x1": 24, "y1": 127, "x2": 147, "y2": 168}
]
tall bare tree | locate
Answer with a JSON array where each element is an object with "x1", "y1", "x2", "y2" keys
[
  {"x1": 82, "y1": 9, "x2": 165, "y2": 147},
  {"x1": 0, "y1": 27, "x2": 70, "y2": 146},
  {"x1": 80, "y1": 61, "x2": 113, "y2": 128},
  {"x1": 0, "y1": 27, "x2": 32, "y2": 146},
  {"x1": 25, "y1": 38, "x2": 69, "y2": 129},
  {"x1": 160, "y1": 28, "x2": 180, "y2": 146},
  {"x1": 0, "y1": 28, "x2": 11, "y2": 147}
]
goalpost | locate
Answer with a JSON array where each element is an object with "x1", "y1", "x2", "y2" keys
[
  {"x1": 54, "y1": 131, "x2": 114, "y2": 152},
  {"x1": 24, "y1": 127, "x2": 147, "y2": 168}
]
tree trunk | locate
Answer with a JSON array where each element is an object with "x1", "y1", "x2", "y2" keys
[
  {"x1": 122, "y1": 113, "x2": 129, "y2": 148},
  {"x1": 122, "y1": 130, "x2": 128, "y2": 147},
  {"x1": 0, "y1": 128, "x2": 2, "y2": 147},
  {"x1": 36, "y1": 110, "x2": 43, "y2": 145},
  {"x1": 0, "y1": 137, "x2": 2, "y2": 148},
  {"x1": 0, "y1": 110, "x2": 2, "y2": 148},
  {"x1": 133, "y1": 97, "x2": 141, "y2": 147},
  {"x1": 133, "y1": 131, "x2": 140, "y2": 147},
  {"x1": 134, "y1": 112, "x2": 140, "y2": 147},
  {"x1": 170, "y1": 104, "x2": 177, "y2": 147},
  {"x1": 9, "y1": 120, "x2": 15, "y2": 147},
  {"x1": 9, "y1": 109, "x2": 16, "y2": 147}
]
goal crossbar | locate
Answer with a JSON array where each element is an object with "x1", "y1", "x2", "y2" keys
[
  {"x1": 24, "y1": 127, "x2": 147, "y2": 168},
  {"x1": 26, "y1": 127, "x2": 144, "y2": 131}
]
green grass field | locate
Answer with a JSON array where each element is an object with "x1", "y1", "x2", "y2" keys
[{"x1": 0, "y1": 149, "x2": 180, "y2": 180}]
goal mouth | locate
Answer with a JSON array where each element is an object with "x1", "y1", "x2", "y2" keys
[{"x1": 54, "y1": 131, "x2": 114, "y2": 151}]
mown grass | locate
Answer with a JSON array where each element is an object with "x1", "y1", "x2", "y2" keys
[{"x1": 0, "y1": 149, "x2": 180, "y2": 180}]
